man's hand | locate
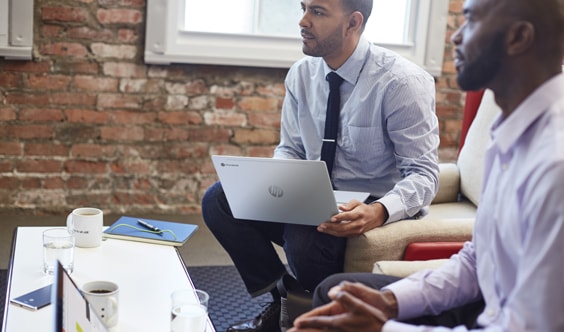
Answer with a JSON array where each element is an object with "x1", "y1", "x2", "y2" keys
[
  {"x1": 288, "y1": 282, "x2": 397, "y2": 332},
  {"x1": 317, "y1": 200, "x2": 389, "y2": 237}
]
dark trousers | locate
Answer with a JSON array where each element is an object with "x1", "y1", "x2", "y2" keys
[
  {"x1": 201, "y1": 181, "x2": 347, "y2": 296},
  {"x1": 314, "y1": 273, "x2": 485, "y2": 329}
]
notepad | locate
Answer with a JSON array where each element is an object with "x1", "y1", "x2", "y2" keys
[{"x1": 103, "y1": 216, "x2": 198, "y2": 246}]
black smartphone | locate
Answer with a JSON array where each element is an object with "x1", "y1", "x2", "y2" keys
[{"x1": 10, "y1": 284, "x2": 52, "y2": 311}]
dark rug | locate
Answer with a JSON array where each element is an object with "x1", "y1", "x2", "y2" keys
[
  {"x1": 0, "y1": 266, "x2": 269, "y2": 332},
  {"x1": 187, "y1": 265, "x2": 272, "y2": 332}
]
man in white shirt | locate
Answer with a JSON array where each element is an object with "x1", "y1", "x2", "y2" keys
[{"x1": 289, "y1": 0, "x2": 564, "y2": 331}]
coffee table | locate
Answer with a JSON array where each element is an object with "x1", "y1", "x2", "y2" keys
[{"x1": 2, "y1": 227, "x2": 215, "y2": 331}]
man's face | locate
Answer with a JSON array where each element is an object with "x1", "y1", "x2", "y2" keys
[
  {"x1": 452, "y1": 0, "x2": 508, "y2": 91},
  {"x1": 299, "y1": 0, "x2": 351, "y2": 59}
]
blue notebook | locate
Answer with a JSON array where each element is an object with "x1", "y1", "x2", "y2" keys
[{"x1": 103, "y1": 216, "x2": 198, "y2": 246}]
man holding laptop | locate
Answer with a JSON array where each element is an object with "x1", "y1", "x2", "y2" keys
[{"x1": 202, "y1": 0, "x2": 439, "y2": 331}]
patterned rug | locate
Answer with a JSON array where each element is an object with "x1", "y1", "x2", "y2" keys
[
  {"x1": 0, "y1": 267, "x2": 271, "y2": 332},
  {"x1": 187, "y1": 265, "x2": 273, "y2": 332}
]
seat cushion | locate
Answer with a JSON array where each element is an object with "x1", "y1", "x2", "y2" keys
[
  {"x1": 372, "y1": 259, "x2": 449, "y2": 277},
  {"x1": 457, "y1": 89, "x2": 500, "y2": 205}
]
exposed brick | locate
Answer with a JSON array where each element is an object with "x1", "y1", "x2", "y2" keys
[
  {"x1": 4, "y1": 61, "x2": 50, "y2": 73},
  {"x1": 17, "y1": 159, "x2": 63, "y2": 173},
  {"x1": 247, "y1": 146, "x2": 278, "y2": 157},
  {"x1": 5, "y1": 93, "x2": 50, "y2": 105},
  {"x1": 66, "y1": 27, "x2": 114, "y2": 42},
  {"x1": 0, "y1": 142, "x2": 22, "y2": 156},
  {"x1": 110, "y1": 160, "x2": 151, "y2": 174},
  {"x1": 248, "y1": 112, "x2": 281, "y2": 128},
  {"x1": 52, "y1": 61, "x2": 100, "y2": 75},
  {"x1": 0, "y1": 107, "x2": 17, "y2": 121},
  {"x1": 43, "y1": 177, "x2": 66, "y2": 189},
  {"x1": 64, "y1": 160, "x2": 107, "y2": 173},
  {"x1": 117, "y1": 29, "x2": 139, "y2": 43},
  {"x1": 96, "y1": 9, "x2": 143, "y2": 24},
  {"x1": 103, "y1": 62, "x2": 146, "y2": 78},
  {"x1": 144, "y1": 128, "x2": 189, "y2": 142},
  {"x1": 158, "y1": 111, "x2": 203, "y2": 125},
  {"x1": 215, "y1": 97, "x2": 235, "y2": 109},
  {"x1": 165, "y1": 95, "x2": 189, "y2": 110},
  {"x1": 24, "y1": 143, "x2": 68, "y2": 156},
  {"x1": 41, "y1": 42, "x2": 89, "y2": 58},
  {"x1": 0, "y1": 160, "x2": 13, "y2": 173},
  {"x1": 72, "y1": 76, "x2": 118, "y2": 92},
  {"x1": 100, "y1": 126, "x2": 144, "y2": 141},
  {"x1": 21, "y1": 178, "x2": 42, "y2": 189},
  {"x1": 19, "y1": 108, "x2": 65, "y2": 122},
  {"x1": 119, "y1": 79, "x2": 163, "y2": 93},
  {"x1": 238, "y1": 96, "x2": 280, "y2": 112},
  {"x1": 41, "y1": 25, "x2": 63, "y2": 38},
  {"x1": 0, "y1": 73, "x2": 22, "y2": 88},
  {"x1": 112, "y1": 110, "x2": 156, "y2": 124},
  {"x1": 3, "y1": 124, "x2": 54, "y2": 139},
  {"x1": 0, "y1": 177, "x2": 19, "y2": 190},
  {"x1": 70, "y1": 144, "x2": 116, "y2": 158},
  {"x1": 25, "y1": 74, "x2": 72, "y2": 90},
  {"x1": 203, "y1": 111, "x2": 246, "y2": 126},
  {"x1": 51, "y1": 93, "x2": 97, "y2": 106},
  {"x1": 91, "y1": 43, "x2": 137, "y2": 59},
  {"x1": 65, "y1": 109, "x2": 111, "y2": 124},
  {"x1": 42, "y1": 6, "x2": 89, "y2": 22},
  {"x1": 232, "y1": 128, "x2": 279, "y2": 145},
  {"x1": 97, "y1": 94, "x2": 141, "y2": 109},
  {"x1": 187, "y1": 128, "x2": 231, "y2": 143}
]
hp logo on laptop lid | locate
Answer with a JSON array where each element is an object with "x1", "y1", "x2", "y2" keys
[{"x1": 268, "y1": 185, "x2": 284, "y2": 198}]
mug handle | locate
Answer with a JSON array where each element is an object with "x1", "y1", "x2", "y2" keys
[{"x1": 66, "y1": 213, "x2": 74, "y2": 234}]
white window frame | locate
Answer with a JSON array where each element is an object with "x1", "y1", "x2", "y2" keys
[
  {"x1": 0, "y1": 0, "x2": 34, "y2": 60},
  {"x1": 145, "y1": 0, "x2": 449, "y2": 76}
]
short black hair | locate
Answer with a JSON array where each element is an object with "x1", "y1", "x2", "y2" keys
[{"x1": 341, "y1": 0, "x2": 373, "y2": 26}]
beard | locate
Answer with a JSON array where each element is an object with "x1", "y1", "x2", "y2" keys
[
  {"x1": 457, "y1": 32, "x2": 505, "y2": 91},
  {"x1": 302, "y1": 26, "x2": 344, "y2": 58}
]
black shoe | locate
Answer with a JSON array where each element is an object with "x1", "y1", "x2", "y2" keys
[{"x1": 226, "y1": 301, "x2": 281, "y2": 332}]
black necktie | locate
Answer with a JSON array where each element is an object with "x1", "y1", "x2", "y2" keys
[{"x1": 320, "y1": 72, "x2": 344, "y2": 179}]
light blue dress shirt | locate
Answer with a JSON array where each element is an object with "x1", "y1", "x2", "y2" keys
[
  {"x1": 385, "y1": 73, "x2": 564, "y2": 331},
  {"x1": 273, "y1": 37, "x2": 439, "y2": 222}
]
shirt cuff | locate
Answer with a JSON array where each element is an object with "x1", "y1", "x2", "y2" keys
[
  {"x1": 383, "y1": 277, "x2": 427, "y2": 320},
  {"x1": 382, "y1": 320, "x2": 424, "y2": 332},
  {"x1": 376, "y1": 194, "x2": 404, "y2": 224}
]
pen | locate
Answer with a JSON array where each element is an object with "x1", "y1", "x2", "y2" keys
[{"x1": 137, "y1": 219, "x2": 161, "y2": 233}]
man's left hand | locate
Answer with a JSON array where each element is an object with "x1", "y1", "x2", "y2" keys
[
  {"x1": 288, "y1": 286, "x2": 389, "y2": 332},
  {"x1": 317, "y1": 200, "x2": 388, "y2": 237}
]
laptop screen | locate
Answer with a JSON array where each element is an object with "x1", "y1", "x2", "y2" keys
[{"x1": 53, "y1": 262, "x2": 109, "y2": 332}]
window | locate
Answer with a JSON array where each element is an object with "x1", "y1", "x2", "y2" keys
[
  {"x1": 0, "y1": 0, "x2": 34, "y2": 60},
  {"x1": 145, "y1": 0, "x2": 448, "y2": 76}
]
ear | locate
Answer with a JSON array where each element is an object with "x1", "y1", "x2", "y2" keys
[
  {"x1": 506, "y1": 21, "x2": 535, "y2": 56},
  {"x1": 347, "y1": 11, "x2": 364, "y2": 33}
]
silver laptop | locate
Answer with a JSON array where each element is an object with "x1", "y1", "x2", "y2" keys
[{"x1": 211, "y1": 155, "x2": 370, "y2": 226}]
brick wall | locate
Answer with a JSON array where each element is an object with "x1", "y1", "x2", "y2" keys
[{"x1": 0, "y1": 0, "x2": 465, "y2": 215}]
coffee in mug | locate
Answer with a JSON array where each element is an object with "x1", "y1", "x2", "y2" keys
[
  {"x1": 67, "y1": 207, "x2": 103, "y2": 248},
  {"x1": 82, "y1": 281, "x2": 119, "y2": 328}
]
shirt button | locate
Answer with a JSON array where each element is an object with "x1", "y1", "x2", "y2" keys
[
  {"x1": 501, "y1": 164, "x2": 508, "y2": 171},
  {"x1": 487, "y1": 309, "x2": 496, "y2": 317}
]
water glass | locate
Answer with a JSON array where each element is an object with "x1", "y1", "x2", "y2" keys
[
  {"x1": 170, "y1": 289, "x2": 209, "y2": 332},
  {"x1": 43, "y1": 228, "x2": 75, "y2": 275}
]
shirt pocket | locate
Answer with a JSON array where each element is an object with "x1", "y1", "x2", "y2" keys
[{"x1": 341, "y1": 125, "x2": 388, "y2": 173}]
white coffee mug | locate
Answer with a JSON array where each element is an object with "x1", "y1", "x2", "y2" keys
[
  {"x1": 82, "y1": 281, "x2": 119, "y2": 328},
  {"x1": 67, "y1": 207, "x2": 103, "y2": 248}
]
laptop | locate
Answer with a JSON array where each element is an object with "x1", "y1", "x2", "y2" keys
[
  {"x1": 53, "y1": 262, "x2": 109, "y2": 332},
  {"x1": 211, "y1": 155, "x2": 370, "y2": 225}
]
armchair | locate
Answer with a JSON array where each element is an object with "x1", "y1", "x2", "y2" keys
[{"x1": 344, "y1": 89, "x2": 501, "y2": 274}]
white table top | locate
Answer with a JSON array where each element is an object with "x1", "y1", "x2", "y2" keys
[{"x1": 2, "y1": 227, "x2": 215, "y2": 332}]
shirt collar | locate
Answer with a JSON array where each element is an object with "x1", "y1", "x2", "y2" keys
[
  {"x1": 323, "y1": 37, "x2": 370, "y2": 85},
  {"x1": 490, "y1": 73, "x2": 564, "y2": 154}
]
